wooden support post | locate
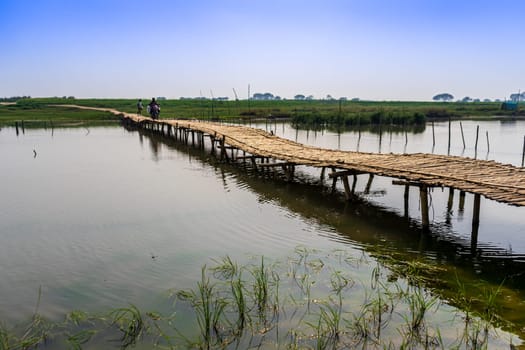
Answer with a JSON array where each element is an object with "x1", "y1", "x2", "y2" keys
[
  {"x1": 191, "y1": 131, "x2": 195, "y2": 146},
  {"x1": 220, "y1": 138, "x2": 229, "y2": 161},
  {"x1": 460, "y1": 122, "x2": 466, "y2": 148},
  {"x1": 320, "y1": 167, "x2": 326, "y2": 182},
  {"x1": 472, "y1": 193, "x2": 481, "y2": 227},
  {"x1": 351, "y1": 174, "x2": 357, "y2": 194},
  {"x1": 15, "y1": 121, "x2": 19, "y2": 136},
  {"x1": 431, "y1": 121, "x2": 435, "y2": 148},
  {"x1": 419, "y1": 186, "x2": 429, "y2": 230},
  {"x1": 447, "y1": 187, "x2": 454, "y2": 212},
  {"x1": 331, "y1": 167, "x2": 337, "y2": 192},
  {"x1": 522, "y1": 135, "x2": 525, "y2": 167},
  {"x1": 446, "y1": 187, "x2": 454, "y2": 224},
  {"x1": 458, "y1": 190, "x2": 466, "y2": 215},
  {"x1": 471, "y1": 193, "x2": 481, "y2": 251},
  {"x1": 447, "y1": 116, "x2": 451, "y2": 154},
  {"x1": 342, "y1": 175, "x2": 352, "y2": 201},
  {"x1": 486, "y1": 131, "x2": 489, "y2": 153},
  {"x1": 364, "y1": 174, "x2": 374, "y2": 194}
]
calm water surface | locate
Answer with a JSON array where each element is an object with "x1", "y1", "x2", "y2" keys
[{"x1": 1, "y1": 120, "x2": 525, "y2": 343}]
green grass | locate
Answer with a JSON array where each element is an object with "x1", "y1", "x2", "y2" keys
[
  {"x1": 1, "y1": 97, "x2": 522, "y2": 127},
  {"x1": 0, "y1": 102, "x2": 115, "y2": 126}
]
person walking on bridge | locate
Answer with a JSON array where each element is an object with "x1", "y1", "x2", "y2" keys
[
  {"x1": 148, "y1": 98, "x2": 160, "y2": 120},
  {"x1": 137, "y1": 99, "x2": 143, "y2": 115}
]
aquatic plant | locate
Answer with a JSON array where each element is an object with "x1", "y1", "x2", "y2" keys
[{"x1": 0, "y1": 250, "x2": 521, "y2": 349}]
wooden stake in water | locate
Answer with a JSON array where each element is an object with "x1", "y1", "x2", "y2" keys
[
  {"x1": 447, "y1": 116, "x2": 451, "y2": 154},
  {"x1": 419, "y1": 186, "x2": 429, "y2": 231},
  {"x1": 432, "y1": 121, "x2": 435, "y2": 147},
  {"x1": 521, "y1": 135, "x2": 525, "y2": 167},
  {"x1": 486, "y1": 131, "x2": 490, "y2": 153},
  {"x1": 459, "y1": 122, "x2": 466, "y2": 148},
  {"x1": 405, "y1": 121, "x2": 408, "y2": 146},
  {"x1": 474, "y1": 125, "x2": 479, "y2": 158}
]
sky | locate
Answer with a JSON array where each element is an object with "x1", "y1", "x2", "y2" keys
[{"x1": 1, "y1": 0, "x2": 524, "y2": 101}]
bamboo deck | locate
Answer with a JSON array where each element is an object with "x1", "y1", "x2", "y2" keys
[{"x1": 64, "y1": 106, "x2": 525, "y2": 207}]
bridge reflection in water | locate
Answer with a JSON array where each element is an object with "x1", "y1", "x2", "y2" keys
[{"x1": 124, "y1": 122, "x2": 525, "y2": 339}]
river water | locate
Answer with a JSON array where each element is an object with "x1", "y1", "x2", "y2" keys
[{"x1": 1, "y1": 119, "x2": 524, "y2": 346}]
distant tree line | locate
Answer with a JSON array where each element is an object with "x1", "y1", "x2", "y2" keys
[
  {"x1": 252, "y1": 92, "x2": 281, "y2": 100},
  {"x1": 0, "y1": 96, "x2": 31, "y2": 102},
  {"x1": 434, "y1": 91, "x2": 525, "y2": 103},
  {"x1": 252, "y1": 93, "x2": 352, "y2": 101},
  {"x1": 432, "y1": 93, "x2": 454, "y2": 102}
]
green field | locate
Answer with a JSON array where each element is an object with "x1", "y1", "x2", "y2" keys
[{"x1": 0, "y1": 97, "x2": 522, "y2": 127}]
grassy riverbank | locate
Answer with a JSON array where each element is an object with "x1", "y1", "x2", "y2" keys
[
  {"x1": 1, "y1": 97, "x2": 522, "y2": 127},
  {"x1": 0, "y1": 249, "x2": 521, "y2": 349}
]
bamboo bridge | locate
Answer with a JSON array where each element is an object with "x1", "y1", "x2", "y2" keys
[{"x1": 65, "y1": 106, "x2": 525, "y2": 234}]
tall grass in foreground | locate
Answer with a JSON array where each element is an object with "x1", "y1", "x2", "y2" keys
[{"x1": 0, "y1": 248, "x2": 521, "y2": 349}]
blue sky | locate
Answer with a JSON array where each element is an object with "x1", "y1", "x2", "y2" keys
[{"x1": 1, "y1": 0, "x2": 523, "y2": 101}]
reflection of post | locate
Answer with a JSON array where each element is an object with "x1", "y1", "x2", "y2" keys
[
  {"x1": 389, "y1": 125, "x2": 393, "y2": 148},
  {"x1": 471, "y1": 193, "x2": 481, "y2": 252},
  {"x1": 419, "y1": 186, "x2": 429, "y2": 230},
  {"x1": 404, "y1": 184, "x2": 410, "y2": 218},
  {"x1": 378, "y1": 125, "x2": 382, "y2": 153}
]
